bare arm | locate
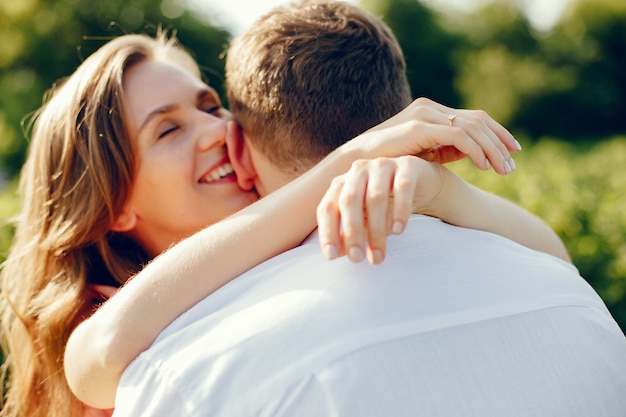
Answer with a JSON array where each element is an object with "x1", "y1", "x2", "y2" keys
[
  {"x1": 422, "y1": 164, "x2": 571, "y2": 262},
  {"x1": 65, "y1": 139, "x2": 363, "y2": 408},
  {"x1": 64, "y1": 98, "x2": 520, "y2": 408}
]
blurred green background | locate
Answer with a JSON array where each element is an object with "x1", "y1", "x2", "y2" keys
[{"x1": 1, "y1": 0, "x2": 625, "y2": 331}]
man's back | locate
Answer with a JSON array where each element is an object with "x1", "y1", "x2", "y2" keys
[{"x1": 115, "y1": 215, "x2": 626, "y2": 416}]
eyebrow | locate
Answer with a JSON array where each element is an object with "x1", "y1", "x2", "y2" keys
[
  {"x1": 197, "y1": 88, "x2": 218, "y2": 104},
  {"x1": 138, "y1": 88, "x2": 218, "y2": 133},
  {"x1": 139, "y1": 104, "x2": 177, "y2": 133}
]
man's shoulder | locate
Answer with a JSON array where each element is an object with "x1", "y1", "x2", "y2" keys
[{"x1": 399, "y1": 214, "x2": 579, "y2": 273}]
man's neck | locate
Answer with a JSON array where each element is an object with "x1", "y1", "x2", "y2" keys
[
  {"x1": 245, "y1": 139, "x2": 314, "y2": 197},
  {"x1": 253, "y1": 159, "x2": 298, "y2": 197}
]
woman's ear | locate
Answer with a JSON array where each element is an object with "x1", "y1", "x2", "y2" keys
[
  {"x1": 226, "y1": 121, "x2": 257, "y2": 191},
  {"x1": 111, "y1": 206, "x2": 137, "y2": 232}
]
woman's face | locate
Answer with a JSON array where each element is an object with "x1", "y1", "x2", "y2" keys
[{"x1": 117, "y1": 58, "x2": 259, "y2": 256}]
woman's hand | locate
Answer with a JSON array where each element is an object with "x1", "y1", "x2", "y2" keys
[
  {"x1": 347, "y1": 97, "x2": 522, "y2": 176},
  {"x1": 317, "y1": 156, "x2": 446, "y2": 264},
  {"x1": 317, "y1": 152, "x2": 571, "y2": 265}
]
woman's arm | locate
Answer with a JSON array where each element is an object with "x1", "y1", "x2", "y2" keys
[
  {"x1": 64, "y1": 98, "x2": 520, "y2": 408},
  {"x1": 316, "y1": 156, "x2": 570, "y2": 264},
  {"x1": 423, "y1": 164, "x2": 571, "y2": 262}
]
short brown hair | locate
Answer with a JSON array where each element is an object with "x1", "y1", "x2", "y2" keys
[{"x1": 226, "y1": 0, "x2": 412, "y2": 175}]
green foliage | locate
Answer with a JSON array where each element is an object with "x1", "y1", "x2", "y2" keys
[
  {"x1": 0, "y1": 181, "x2": 18, "y2": 264},
  {"x1": 447, "y1": 0, "x2": 626, "y2": 141},
  {"x1": 362, "y1": 0, "x2": 463, "y2": 107},
  {"x1": 449, "y1": 137, "x2": 626, "y2": 331},
  {"x1": 518, "y1": 0, "x2": 626, "y2": 141},
  {"x1": 364, "y1": 0, "x2": 622, "y2": 143}
]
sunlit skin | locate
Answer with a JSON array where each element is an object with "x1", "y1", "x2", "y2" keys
[{"x1": 115, "y1": 59, "x2": 259, "y2": 257}]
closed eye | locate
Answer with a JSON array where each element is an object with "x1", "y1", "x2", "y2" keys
[
  {"x1": 158, "y1": 123, "x2": 179, "y2": 138},
  {"x1": 204, "y1": 105, "x2": 221, "y2": 116},
  {"x1": 198, "y1": 88, "x2": 222, "y2": 116}
]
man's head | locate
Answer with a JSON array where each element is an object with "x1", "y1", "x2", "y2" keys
[{"x1": 225, "y1": 0, "x2": 411, "y2": 192}]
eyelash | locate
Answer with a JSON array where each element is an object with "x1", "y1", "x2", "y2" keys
[
  {"x1": 205, "y1": 105, "x2": 221, "y2": 115},
  {"x1": 159, "y1": 125, "x2": 178, "y2": 139}
]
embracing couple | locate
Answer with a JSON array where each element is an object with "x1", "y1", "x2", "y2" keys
[{"x1": 2, "y1": 1, "x2": 625, "y2": 417}]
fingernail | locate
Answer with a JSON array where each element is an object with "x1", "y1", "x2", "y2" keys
[
  {"x1": 509, "y1": 157, "x2": 516, "y2": 171},
  {"x1": 392, "y1": 221, "x2": 404, "y2": 235},
  {"x1": 514, "y1": 140, "x2": 522, "y2": 151},
  {"x1": 324, "y1": 244, "x2": 338, "y2": 260},
  {"x1": 504, "y1": 160, "x2": 512, "y2": 174},
  {"x1": 484, "y1": 158, "x2": 491, "y2": 171},
  {"x1": 372, "y1": 249, "x2": 384, "y2": 264},
  {"x1": 348, "y1": 246, "x2": 365, "y2": 263}
]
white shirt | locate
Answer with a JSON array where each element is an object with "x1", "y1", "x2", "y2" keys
[{"x1": 114, "y1": 215, "x2": 626, "y2": 417}]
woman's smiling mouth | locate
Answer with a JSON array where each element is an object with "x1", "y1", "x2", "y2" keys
[{"x1": 199, "y1": 162, "x2": 235, "y2": 183}]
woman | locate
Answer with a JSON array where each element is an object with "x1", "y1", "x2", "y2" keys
[{"x1": 1, "y1": 32, "x2": 564, "y2": 417}]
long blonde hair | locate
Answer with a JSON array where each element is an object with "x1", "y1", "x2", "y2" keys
[{"x1": 0, "y1": 32, "x2": 200, "y2": 417}]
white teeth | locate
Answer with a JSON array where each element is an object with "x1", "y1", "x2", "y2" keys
[
  {"x1": 221, "y1": 163, "x2": 233, "y2": 176},
  {"x1": 202, "y1": 163, "x2": 234, "y2": 183}
]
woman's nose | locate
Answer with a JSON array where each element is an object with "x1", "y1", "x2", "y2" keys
[{"x1": 195, "y1": 112, "x2": 226, "y2": 151}]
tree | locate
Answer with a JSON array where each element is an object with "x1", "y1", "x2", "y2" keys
[
  {"x1": 448, "y1": 0, "x2": 556, "y2": 130},
  {"x1": 513, "y1": 0, "x2": 626, "y2": 141},
  {"x1": 426, "y1": 0, "x2": 626, "y2": 142},
  {"x1": 360, "y1": 0, "x2": 463, "y2": 107}
]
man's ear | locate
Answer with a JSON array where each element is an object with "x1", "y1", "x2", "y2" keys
[
  {"x1": 111, "y1": 205, "x2": 137, "y2": 232},
  {"x1": 226, "y1": 120, "x2": 257, "y2": 191}
]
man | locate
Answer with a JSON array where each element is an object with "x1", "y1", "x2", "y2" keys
[{"x1": 113, "y1": 1, "x2": 626, "y2": 416}]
